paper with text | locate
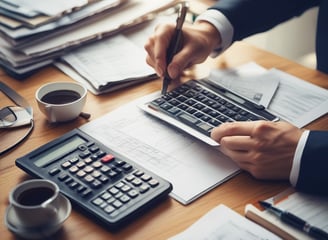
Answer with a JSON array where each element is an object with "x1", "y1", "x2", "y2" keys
[
  {"x1": 208, "y1": 62, "x2": 279, "y2": 108},
  {"x1": 169, "y1": 204, "x2": 281, "y2": 240},
  {"x1": 209, "y1": 62, "x2": 328, "y2": 128},
  {"x1": 79, "y1": 93, "x2": 240, "y2": 204}
]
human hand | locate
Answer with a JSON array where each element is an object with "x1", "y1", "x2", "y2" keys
[
  {"x1": 211, "y1": 121, "x2": 304, "y2": 180},
  {"x1": 144, "y1": 21, "x2": 221, "y2": 79}
]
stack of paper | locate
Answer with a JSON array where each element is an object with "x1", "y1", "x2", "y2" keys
[
  {"x1": 55, "y1": 13, "x2": 178, "y2": 95},
  {"x1": 0, "y1": 0, "x2": 175, "y2": 78}
]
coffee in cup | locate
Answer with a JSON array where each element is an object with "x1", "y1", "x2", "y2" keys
[
  {"x1": 35, "y1": 82, "x2": 87, "y2": 123},
  {"x1": 9, "y1": 179, "x2": 63, "y2": 228}
]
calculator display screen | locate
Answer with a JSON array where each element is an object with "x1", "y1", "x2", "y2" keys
[
  {"x1": 224, "y1": 91, "x2": 246, "y2": 104},
  {"x1": 33, "y1": 135, "x2": 86, "y2": 167}
]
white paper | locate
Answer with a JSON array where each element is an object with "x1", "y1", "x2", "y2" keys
[
  {"x1": 265, "y1": 69, "x2": 328, "y2": 127},
  {"x1": 209, "y1": 62, "x2": 328, "y2": 128},
  {"x1": 61, "y1": 34, "x2": 154, "y2": 88},
  {"x1": 208, "y1": 62, "x2": 279, "y2": 108},
  {"x1": 20, "y1": 0, "x2": 175, "y2": 56},
  {"x1": 169, "y1": 204, "x2": 281, "y2": 240},
  {"x1": 11, "y1": 0, "x2": 88, "y2": 16},
  {"x1": 276, "y1": 192, "x2": 328, "y2": 231},
  {"x1": 79, "y1": 93, "x2": 240, "y2": 205}
]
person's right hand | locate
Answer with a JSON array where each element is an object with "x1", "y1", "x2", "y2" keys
[{"x1": 144, "y1": 21, "x2": 222, "y2": 80}]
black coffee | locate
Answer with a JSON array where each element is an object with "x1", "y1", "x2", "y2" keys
[
  {"x1": 41, "y1": 90, "x2": 80, "y2": 104},
  {"x1": 17, "y1": 187, "x2": 54, "y2": 206}
]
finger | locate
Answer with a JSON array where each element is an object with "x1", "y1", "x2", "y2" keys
[
  {"x1": 219, "y1": 135, "x2": 256, "y2": 151},
  {"x1": 219, "y1": 145, "x2": 251, "y2": 165},
  {"x1": 152, "y1": 24, "x2": 176, "y2": 77},
  {"x1": 211, "y1": 121, "x2": 263, "y2": 141}
]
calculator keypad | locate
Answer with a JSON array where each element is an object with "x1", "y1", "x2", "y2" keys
[{"x1": 46, "y1": 140, "x2": 171, "y2": 223}]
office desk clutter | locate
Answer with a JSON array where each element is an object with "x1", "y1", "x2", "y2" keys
[{"x1": 0, "y1": 0, "x2": 175, "y2": 79}]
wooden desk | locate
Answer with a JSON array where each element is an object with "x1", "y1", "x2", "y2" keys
[{"x1": 1, "y1": 41, "x2": 328, "y2": 240}]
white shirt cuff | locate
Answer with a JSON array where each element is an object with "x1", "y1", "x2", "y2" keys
[
  {"x1": 289, "y1": 130, "x2": 310, "y2": 186},
  {"x1": 195, "y1": 9, "x2": 234, "y2": 55}
]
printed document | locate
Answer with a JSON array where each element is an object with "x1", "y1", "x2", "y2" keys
[
  {"x1": 209, "y1": 62, "x2": 328, "y2": 128},
  {"x1": 79, "y1": 93, "x2": 240, "y2": 205},
  {"x1": 168, "y1": 204, "x2": 281, "y2": 240}
]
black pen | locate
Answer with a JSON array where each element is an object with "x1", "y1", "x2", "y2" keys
[
  {"x1": 259, "y1": 201, "x2": 328, "y2": 240},
  {"x1": 161, "y1": 1, "x2": 189, "y2": 95}
]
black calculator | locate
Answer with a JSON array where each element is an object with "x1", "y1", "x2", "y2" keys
[{"x1": 15, "y1": 129, "x2": 172, "y2": 230}]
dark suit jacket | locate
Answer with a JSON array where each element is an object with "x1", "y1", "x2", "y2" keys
[
  {"x1": 210, "y1": 0, "x2": 328, "y2": 73},
  {"x1": 211, "y1": 0, "x2": 328, "y2": 194}
]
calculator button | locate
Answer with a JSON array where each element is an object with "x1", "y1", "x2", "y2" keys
[
  {"x1": 65, "y1": 177, "x2": 73, "y2": 184},
  {"x1": 69, "y1": 165, "x2": 79, "y2": 173},
  {"x1": 131, "y1": 178, "x2": 142, "y2": 186},
  {"x1": 84, "y1": 157, "x2": 93, "y2": 164},
  {"x1": 108, "y1": 171, "x2": 119, "y2": 178},
  {"x1": 114, "y1": 192, "x2": 123, "y2": 199},
  {"x1": 92, "y1": 161, "x2": 102, "y2": 168},
  {"x1": 97, "y1": 151, "x2": 106, "y2": 158},
  {"x1": 101, "y1": 192, "x2": 112, "y2": 200},
  {"x1": 61, "y1": 161, "x2": 71, "y2": 169},
  {"x1": 99, "y1": 165, "x2": 109, "y2": 172},
  {"x1": 84, "y1": 166, "x2": 94, "y2": 173},
  {"x1": 92, "y1": 198, "x2": 104, "y2": 206},
  {"x1": 79, "y1": 150, "x2": 91, "y2": 159},
  {"x1": 148, "y1": 179, "x2": 159, "y2": 187},
  {"x1": 81, "y1": 188, "x2": 92, "y2": 197},
  {"x1": 122, "y1": 163, "x2": 133, "y2": 171},
  {"x1": 69, "y1": 157, "x2": 79, "y2": 164},
  {"x1": 58, "y1": 173, "x2": 69, "y2": 181},
  {"x1": 139, "y1": 184, "x2": 150, "y2": 193},
  {"x1": 49, "y1": 168, "x2": 60, "y2": 176},
  {"x1": 77, "y1": 185, "x2": 86, "y2": 193},
  {"x1": 91, "y1": 170, "x2": 101, "y2": 178},
  {"x1": 77, "y1": 170, "x2": 87, "y2": 178},
  {"x1": 76, "y1": 161, "x2": 86, "y2": 168},
  {"x1": 104, "y1": 205, "x2": 115, "y2": 214},
  {"x1": 127, "y1": 190, "x2": 139, "y2": 198},
  {"x1": 69, "y1": 181, "x2": 79, "y2": 189},
  {"x1": 91, "y1": 180, "x2": 102, "y2": 189},
  {"x1": 78, "y1": 145, "x2": 88, "y2": 151},
  {"x1": 121, "y1": 185, "x2": 131, "y2": 193},
  {"x1": 108, "y1": 187, "x2": 119, "y2": 195},
  {"x1": 89, "y1": 146, "x2": 99, "y2": 153},
  {"x1": 141, "y1": 174, "x2": 152, "y2": 181},
  {"x1": 115, "y1": 181, "x2": 125, "y2": 188},
  {"x1": 125, "y1": 175, "x2": 135, "y2": 182},
  {"x1": 120, "y1": 195, "x2": 130, "y2": 203},
  {"x1": 113, "y1": 200, "x2": 123, "y2": 208},
  {"x1": 84, "y1": 175, "x2": 95, "y2": 183},
  {"x1": 134, "y1": 170, "x2": 144, "y2": 177},
  {"x1": 101, "y1": 154, "x2": 115, "y2": 163},
  {"x1": 99, "y1": 175, "x2": 109, "y2": 183}
]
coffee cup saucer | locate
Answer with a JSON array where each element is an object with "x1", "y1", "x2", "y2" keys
[{"x1": 4, "y1": 193, "x2": 71, "y2": 239}]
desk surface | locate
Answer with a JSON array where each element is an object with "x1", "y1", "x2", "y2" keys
[{"x1": 1, "y1": 41, "x2": 328, "y2": 240}]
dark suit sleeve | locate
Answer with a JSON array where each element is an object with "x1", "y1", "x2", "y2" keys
[
  {"x1": 296, "y1": 131, "x2": 328, "y2": 195},
  {"x1": 209, "y1": 0, "x2": 319, "y2": 41}
]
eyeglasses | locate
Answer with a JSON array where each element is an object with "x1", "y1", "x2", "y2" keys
[{"x1": 0, "y1": 82, "x2": 34, "y2": 155}]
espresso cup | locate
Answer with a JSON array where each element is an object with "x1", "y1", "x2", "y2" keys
[
  {"x1": 35, "y1": 82, "x2": 87, "y2": 123},
  {"x1": 9, "y1": 179, "x2": 62, "y2": 228}
]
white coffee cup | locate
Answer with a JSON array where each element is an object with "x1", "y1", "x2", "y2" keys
[
  {"x1": 35, "y1": 82, "x2": 87, "y2": 123},
  {"x1": 9, "y1": 179, "x2": 62, "y2": 228}
]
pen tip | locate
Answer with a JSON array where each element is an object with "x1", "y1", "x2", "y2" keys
[{"x1": 258, "y1": 201, "x2": 271, "y2": 209}]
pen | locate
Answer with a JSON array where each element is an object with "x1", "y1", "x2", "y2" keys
[
  {"x1": 161, "y1": 1, "x2": 189, "y2": 95},
  {"x1": 259, "y1": 201, "x2": 328, "y2": 240}
]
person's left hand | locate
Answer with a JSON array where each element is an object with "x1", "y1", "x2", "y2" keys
[{"x1": 211, "y1": 121, "x2": 304, "y2": 180}]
